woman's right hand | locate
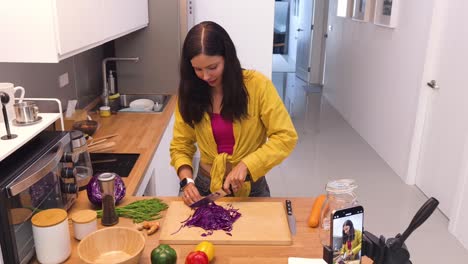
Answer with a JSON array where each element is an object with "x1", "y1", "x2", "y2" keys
[{"x1": 182, "y1": 183, "x2": 202, "y2": 206}]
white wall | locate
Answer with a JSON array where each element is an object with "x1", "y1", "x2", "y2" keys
[
  {"x1": 190, "y1": 0, "x2": 274, "y2": 78},
  {"x1": 323, "y1": 0, "x2": 435, "y2": 179}
]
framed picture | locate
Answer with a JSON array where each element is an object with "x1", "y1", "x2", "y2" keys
[
  {"x1": 374, "y1": 0, "x2": 399, "y2": 28},
  {"x1": 336, "y1": 0, "x2": 354, "y2": 18},
  {"x1": 352, "y1": 0, "x2": 373, "y2": 22}
]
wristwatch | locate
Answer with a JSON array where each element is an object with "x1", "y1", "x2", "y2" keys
[{"x1": 179, "y1": 177, "x2": 195, "y2": 191}]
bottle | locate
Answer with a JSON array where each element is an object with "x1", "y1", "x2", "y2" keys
[
  {"x1": 319, "y1": 179, "x2": 359, "y2": 247},
  {"x1": 108, "y1": 70, "x2": 116, "y2": 95},
  {"x1": 107, "y1": 70, "x2": 121, "y2": 113},
  {"x1": 101, "y1": 85, "x2": 109, "y2": 107},
  {"x1": 98, "y1": 172, "x2": 119, "y2": 226}
]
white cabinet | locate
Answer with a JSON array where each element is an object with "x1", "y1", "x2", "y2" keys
[
  {"x1": 137, "y1": 114, "x2": 179, "y2": 196},
  {"x1": 153, "y1": 114, "x2": 180, "y2": 196},
  {"x1": 138, "y1": 113, "x2": 200, "y2": 197},
  {"x1": 0, "y1": 0, "x2": 148, "y2": 63}
]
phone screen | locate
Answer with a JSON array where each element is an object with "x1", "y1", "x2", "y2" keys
[{"x1": 331, "y1": 206, "x2": 364, "y2": 264}]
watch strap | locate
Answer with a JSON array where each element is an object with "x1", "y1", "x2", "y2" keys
[{"x1": 180, "y1": 177, "x2": 195, "y2": 190}]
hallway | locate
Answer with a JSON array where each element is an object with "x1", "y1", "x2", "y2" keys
[{"x1": 268, "y1": 74, "x2": 468, "y2": 263}]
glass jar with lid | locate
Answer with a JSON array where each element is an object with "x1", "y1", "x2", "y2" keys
[{"x1": 319, "y1": 179, "x2": 359, "y2": 247}]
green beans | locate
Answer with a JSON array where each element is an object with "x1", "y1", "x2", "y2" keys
[{"x1": 96, "y1": 198, "x2": 169, "y2": 223}]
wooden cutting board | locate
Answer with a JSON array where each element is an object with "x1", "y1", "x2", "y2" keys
[{"x1": 159, "y1": 201, "x2": 292, "y2": 245}]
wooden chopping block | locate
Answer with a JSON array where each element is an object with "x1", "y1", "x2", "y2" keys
[{"x1": 158, "y1": 201, "x2": 292, "y2": 245}]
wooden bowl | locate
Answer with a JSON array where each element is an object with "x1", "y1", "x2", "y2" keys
[
  {"x1": 77, "y1": 227, "x2": 145, "y2": 264},
  {"x1": 72, "y1": 120, "x2": 99, "y2": 136}
]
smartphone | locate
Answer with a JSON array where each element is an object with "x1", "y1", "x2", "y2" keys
[{"x1": 330, "y1": 206, "x2": 364, "y2": 264}]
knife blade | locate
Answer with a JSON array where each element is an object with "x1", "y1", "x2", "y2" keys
[
  {"x1": 189, "y1": 174, "x2": 253, "y2": 208},
  {"x1": 286, "y1": 200, "x2": 296, "y2": 235},
  {"x1": 189, "y1": 189, "x2": 228, "y2": 208}
]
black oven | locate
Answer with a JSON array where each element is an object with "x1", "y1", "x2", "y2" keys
[{"x1": 0, "y1": 131, "x2": 78, "y2": 264}]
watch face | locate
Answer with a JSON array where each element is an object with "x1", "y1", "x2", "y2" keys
[
  {"x1": 180, "y1": 178, "x2": 194, "y2": 190},
  {"x1": 180, "y1": 178, "x2": 188, "y2": 189}
]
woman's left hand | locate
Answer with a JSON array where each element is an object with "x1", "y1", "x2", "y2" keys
[{"x1": 223, "y1": 161, "x2": 248, "y2": 194}]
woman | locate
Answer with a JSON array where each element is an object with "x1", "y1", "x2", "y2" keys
[
  {"x1": 337, "y1": 220, "x2": 362, "y2": 262},
  {"x1": 170, "y1": 21, "x2": 298, "y2": 206}
]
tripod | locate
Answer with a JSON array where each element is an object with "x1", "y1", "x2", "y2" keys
[{"x1": 323, "y1": 197, "x2": 439, "y2": 264}]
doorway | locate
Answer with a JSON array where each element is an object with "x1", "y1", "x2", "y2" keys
[{"x1": 272, "y1": 0, "x2": 328, "y2": 117}]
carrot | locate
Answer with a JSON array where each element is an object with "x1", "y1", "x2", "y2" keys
[{"x1": 308, "y1": 194, "x2": 327, "y2": 228}]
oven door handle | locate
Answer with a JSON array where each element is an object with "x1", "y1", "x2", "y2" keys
[{"x1": 8, "y1": 142, "x2": 65, "y2": 197}]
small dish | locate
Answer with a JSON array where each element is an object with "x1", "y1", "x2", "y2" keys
[
  {"x1": 72, "y1": 120, "x2": 99, "y2": 136},
  {"x1": 12, "y1": 116, "x2": 43, "y2": 126},
  {"x1": 129, "y1": 99, "x2": 154, "y2": 111}
]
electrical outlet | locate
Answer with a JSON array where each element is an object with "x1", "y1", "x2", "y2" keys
[{"x1": 58, "y1": 72, "x2": 69, "y2": 88}]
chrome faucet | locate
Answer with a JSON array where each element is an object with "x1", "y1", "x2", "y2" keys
[{"x1": 101, "y1": 57, "x2": 139, "y2": 106}]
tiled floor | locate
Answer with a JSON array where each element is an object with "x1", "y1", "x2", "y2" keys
[{"x1": 268, "y1": 73, "x2": 468, "y2": 263}]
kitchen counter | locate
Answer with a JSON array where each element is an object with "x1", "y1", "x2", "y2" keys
[
  {"x1": 44, "y1": 95, "x2": 373, "y2": 263},
  {"x1": 64, "y1": 195, "x2": 372, "y2": 264},
  {"x1": 88, "y1": 95, "x2": 176, "y2": 195}
]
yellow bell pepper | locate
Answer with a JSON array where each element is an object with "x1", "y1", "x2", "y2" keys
[{"x1": 195, "y1": 241, "x2": 215, "y2": 262}]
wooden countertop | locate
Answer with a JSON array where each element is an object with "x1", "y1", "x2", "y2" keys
[
  {"x1": 62, "y1": 195, "x2": 372, "y2": 264},
  {"x1": 42, "y1": 95, "x2": 374, "y2": 263},
  {"x1": 88, "y1": 95, "x2": 176, "y2": 195}
]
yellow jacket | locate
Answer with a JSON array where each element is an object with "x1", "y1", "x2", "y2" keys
[
  {"x1": 170, "y1": 70, "x2": 298, "y2": 196},
  {"x1": 340, "y1": 229, "x2": 362, "y2": 256}
]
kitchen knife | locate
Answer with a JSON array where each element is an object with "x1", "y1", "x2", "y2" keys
[
  {"x1": 189, "y1": 189, "x2": 228, "y2": 208},
  {"x1": 189, "y1": 174, "x2": 253, "y2": 208},
  {"x1": 286, "y1": 200, "x2": 296, "y2": 235}
]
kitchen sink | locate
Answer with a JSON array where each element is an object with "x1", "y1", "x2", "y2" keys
[
  {"x1": 118, "y1": 94, "x2": 171, "y2": 113},
  {"x1": 90, "y1": 153, "x2": 140, "y2": 177}
]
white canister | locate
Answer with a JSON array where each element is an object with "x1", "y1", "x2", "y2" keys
[
  {"x1": 31, "y1": 209, "x2": 71, "y2": 264},
  {"x1": 71, "y1": 209, "x2": 97, "y2": 240},
  {"x1": 0, "y1": 83, "x2": 25, "y2": 123}
]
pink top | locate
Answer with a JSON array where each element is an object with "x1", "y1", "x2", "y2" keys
[{"x1": 210, "y1": 113, "x2": 235, "y2": 155}]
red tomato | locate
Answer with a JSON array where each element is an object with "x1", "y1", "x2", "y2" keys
[{"x1": 185, "y1": 251, "x2": 209, "y2": 264}]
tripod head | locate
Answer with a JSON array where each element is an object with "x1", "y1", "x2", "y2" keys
[{"x1": 323, "y1": 197, "x2": 439, "y2": 264}]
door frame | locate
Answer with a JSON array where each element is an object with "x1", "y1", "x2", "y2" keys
[
  {"x1": 406, "y1": 0, "x2": 468, "y2": 245},
  {"x1": 296, "y1": 0, "x2": 329, "y2": 84}
]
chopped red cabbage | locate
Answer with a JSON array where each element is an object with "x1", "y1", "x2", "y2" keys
[{"x1": 174, "y1": 202, "x2": 241, "y2": 237}]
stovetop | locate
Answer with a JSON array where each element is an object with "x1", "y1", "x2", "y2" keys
[{"x1": 89, "y1": 153, "x2": 140, "y2": 177}]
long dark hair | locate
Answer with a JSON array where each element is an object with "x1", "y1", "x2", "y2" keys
[
  {"x1": 342, "y1": 220, "x2": 356, "y2": 243},
  {"x1": 178, "y1": 21, "x2": 248, "y2": 125}
]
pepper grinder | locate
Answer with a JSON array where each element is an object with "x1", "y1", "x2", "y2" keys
[
  {"x1": 0, "y1": 92, "x2": 18, "y2": 140},
  {"x1": 98, "y1": 172, "x2": 119, "y2": 226}
]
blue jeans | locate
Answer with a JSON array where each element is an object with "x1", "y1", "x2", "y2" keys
[{"x1": 194, "y1": 171, "x2": 271, "y2": 197}]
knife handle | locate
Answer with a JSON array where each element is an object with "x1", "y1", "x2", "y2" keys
[{"x1": 286, "y1": 200, "x2": 293, "y2": 216}]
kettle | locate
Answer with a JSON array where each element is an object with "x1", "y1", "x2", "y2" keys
[{"x1": 70, "y1": 130, "x2": 93, "y2": 190}]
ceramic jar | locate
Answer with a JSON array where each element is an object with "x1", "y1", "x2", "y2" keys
[
  {"x1": 31, "y1": 208, "x2": 71, "y2": 264},
  {"x1": 71, "y1": 209, "x2": 98, "y2": 240}
]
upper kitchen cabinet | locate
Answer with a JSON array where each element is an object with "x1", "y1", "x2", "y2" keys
[{"x1": 0, "y1": 0, "x2": 148, "y2": 63}]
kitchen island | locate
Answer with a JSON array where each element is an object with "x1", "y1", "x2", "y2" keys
[
  {"x1": 56, "y1": 95, "x2": 373, "y2": 263},
  {"x1": 62, "y1": 195, "x2": 372, "y2": 264}
]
